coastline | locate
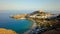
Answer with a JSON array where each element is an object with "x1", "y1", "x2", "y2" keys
[
  {"x1": 31, "y1": 23, "x2": 37, "y2": 29},
  {"x1": 24, "y1": 23, "x2": 37, "y2": 34},
  {"x1": 10, "y1": 10, "x2": 60, "y2": 34}
]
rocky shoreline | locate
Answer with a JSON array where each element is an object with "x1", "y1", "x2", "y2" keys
[{"x1": 11, "y1": 10, "x2": 60, "y2": 34}]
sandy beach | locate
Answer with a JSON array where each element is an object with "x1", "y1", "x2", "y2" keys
[{"x1": 24, "y1": 23, "x2": 37, "y2": 34}]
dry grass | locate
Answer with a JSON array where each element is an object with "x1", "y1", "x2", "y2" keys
[{"x1": 0, "y1": 28, "x2": 17, "y2": 34}]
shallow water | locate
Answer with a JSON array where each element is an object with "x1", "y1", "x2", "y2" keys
[
  {"x1": 0, "y1": 10, "x2": 33, "y2": 34},
  {"x1": 0, "y1": 10, "x2": 60, "y2": 34}
]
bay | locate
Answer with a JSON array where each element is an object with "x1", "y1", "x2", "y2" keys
[{"x1": 0, "y1": 10, "x2": 34, "y2": 34}]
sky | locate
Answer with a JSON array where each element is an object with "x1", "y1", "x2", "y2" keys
[{"x1": 0, "y1": 0, "x2": 60, "y2": 10}]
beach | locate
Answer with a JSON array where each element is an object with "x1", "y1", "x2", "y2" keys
[{"x1": 24, "y1": 23, "x2": 37, "y2": 34}]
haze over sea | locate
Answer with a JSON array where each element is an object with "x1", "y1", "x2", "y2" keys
[
  {"x1": 0, "y1": 10, "x2": 35, "y2": 34},
  {"x1": 0, "y1": 0, "x2": 60, "y2": 34}
]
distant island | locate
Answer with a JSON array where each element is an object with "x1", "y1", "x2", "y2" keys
[{"x1": 11, "y1": 10, "x2": 60, "y2": 34}]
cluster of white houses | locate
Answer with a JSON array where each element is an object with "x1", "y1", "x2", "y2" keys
[{"x1": 29, "y1": 10, "x2": 57, "y2": 19}]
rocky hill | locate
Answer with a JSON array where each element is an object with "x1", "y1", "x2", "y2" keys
[{"x1": 11, "y1": 10, "x2": 60, "y2": 34}]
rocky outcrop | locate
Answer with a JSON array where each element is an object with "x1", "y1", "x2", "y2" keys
[{"x1": 11, "y1": 14, "x2": 27, "y2": 19}]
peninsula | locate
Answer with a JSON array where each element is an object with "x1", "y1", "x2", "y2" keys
[
  {"x1": 11, "y1": 10, "x2": 56, "y2": 20},
  {"x1": 11, "y1": 10, "x2": 60, "y2": 27},
  {"x1": 11, "y1": 14, "x2": 27, "y2": 19},
  {"x1": 11, "y1": 10, "x2": 60, "y2": 34}
]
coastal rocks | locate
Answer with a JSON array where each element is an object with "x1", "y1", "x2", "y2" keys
[
  {"x1": 42, "y1": 28, "x2": 60, "y2": 34},
  {"x1": 11, "y1": 14, "x2": 27, "y2": 20},
  {"x1": 11, "y1": 10, "x2": 60, "y2": 34},
  {"x1": 27, "y1": 26, "x2": 47, "y2": 34}
]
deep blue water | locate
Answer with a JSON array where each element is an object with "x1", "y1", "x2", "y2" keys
[
  {"x1": 0, "y1": 10, "x2": 60, "y2": 34},
  {"x1": 0, "y1": 10, "x2": 34, "y2": 34}
]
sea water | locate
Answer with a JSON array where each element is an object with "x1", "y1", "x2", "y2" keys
[
  {"x1": 0, "y1": 10, "x2": 34, "y2": 34},
  {"x1": 0, "y1": 10, "x2": 60, "y2": 34}
]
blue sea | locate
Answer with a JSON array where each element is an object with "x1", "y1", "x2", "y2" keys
[
  {"x1": 0, "y1": 10, "x2": 34, "y2": 34},
  {"x1": 0, "y1": 10, "x2": 60, "y2": 34}
]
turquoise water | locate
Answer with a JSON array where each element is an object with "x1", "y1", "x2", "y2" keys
[
  {"x1": 0, "y1": 10, "x2": 33, "y2": 34},
  {"x1": 0, "y1": 10, "x2": 59, "y2": 34}
]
